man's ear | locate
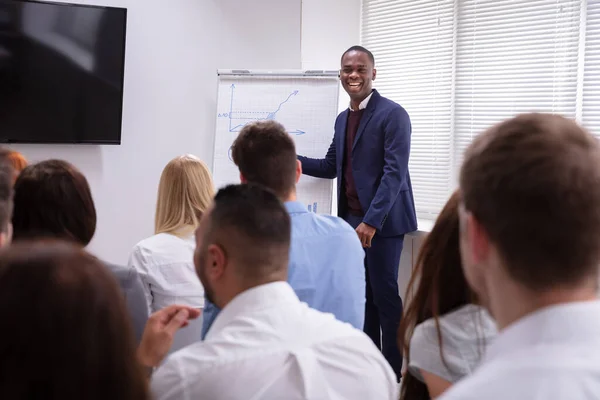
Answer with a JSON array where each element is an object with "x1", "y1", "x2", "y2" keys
[
  {"x1": 467, "y1": 214, "x2": 490, "y2": 265},
  {"x1": 239, "y1": 172, "x2": 247, "y2": 184},
  {"x1": 372, "y1": 68, "x2": 377, "y2": 81},
  {"x1": 295, "y1": 160, "x2": 302, "y2": 184},
  {"x1": 206, "y1": 243, "x2": 227, "y2": 280}
]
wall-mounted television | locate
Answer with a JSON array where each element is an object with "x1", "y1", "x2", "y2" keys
[{"x1": 0, "y1": 0, "x2": 127, "y2": 144}]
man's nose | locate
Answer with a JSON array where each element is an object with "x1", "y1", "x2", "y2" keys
[{"x1": 349, "y1": 70, "x2": 359, "y2": 79}]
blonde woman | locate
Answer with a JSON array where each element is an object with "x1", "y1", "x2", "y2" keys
[{"x1": 128, "y1": 155, "x2": 214, "y2": 319}]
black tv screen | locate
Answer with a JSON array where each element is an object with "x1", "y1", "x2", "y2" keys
[{"x1": 0, "y1": 0, "x2": 127, "y2": 144}]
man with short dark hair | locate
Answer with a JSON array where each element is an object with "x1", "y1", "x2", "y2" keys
[
  {"x1": 151, "y1": 184, "x2": 397, "y2": 400},
  {"x1": 298, "y1": 45, "x2": 417, "y2": 378},
  {"x1": 201, "y1": 120, "x2": 365, "y2": 336},
  {"x1": 439, "y1": 113, "x2": 600, "y2": 399}
]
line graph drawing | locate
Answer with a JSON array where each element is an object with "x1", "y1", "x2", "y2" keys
[{"x1": 218, "y1": 84, "x2": 306, "y2": 135}]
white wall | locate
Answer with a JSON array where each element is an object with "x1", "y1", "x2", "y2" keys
[{"x1": 11, "y1": 0, "x2": 301, "y2": 264}]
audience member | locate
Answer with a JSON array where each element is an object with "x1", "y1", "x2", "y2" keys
[
  {"x1": 0, "y1": 241, "x2": 150, "y2": 400},
  {"x1": 202, "y1": 120, "x2": 365, "y2": 337},
  {"x1": 150, "y1": 184, "x2": 398, "y2": 400},
  {"x1": 0, "y1": 148, "x2": 27, "y2": 184},
  {"x1": 440, "y1": 113, "x2": 600, "y2": 399},
  {"x1": 11, "y1": 159, "x2": 149, "y2": 343},
  {"x1": 129, "y1": 154, "x2": 214, "y2": 352},
  {"x1": 398, "y1": 191, "x2": 496, "y2": 400}
]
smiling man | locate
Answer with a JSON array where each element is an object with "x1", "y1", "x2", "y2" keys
[{"x1": 298, "y1": 45, "x2": 417, "y2": 380}]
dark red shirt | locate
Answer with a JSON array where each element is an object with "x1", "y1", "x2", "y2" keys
[{"x1": 343, "y1": 109, "x2": 365, "y2": 216}]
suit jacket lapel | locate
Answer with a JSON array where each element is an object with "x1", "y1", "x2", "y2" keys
[
  {"x1": 337, "y1": 109, "x2": 349, "y2": 162},
  {"x1": 352, "y1": 101, "x2": 376, "y2": 152}
]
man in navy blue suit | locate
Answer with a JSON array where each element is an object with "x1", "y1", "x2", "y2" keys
[{"x1": 298, "y1": 45, "x2": 417, "y2": 380}]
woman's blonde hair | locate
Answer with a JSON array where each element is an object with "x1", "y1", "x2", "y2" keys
[{"x1": 154, "y1": 155, "x2": 214, "y2": 236}]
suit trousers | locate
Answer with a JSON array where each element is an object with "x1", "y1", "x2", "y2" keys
[{"x1": 344, "y1": 213, "x2": 404, "y2": 381}]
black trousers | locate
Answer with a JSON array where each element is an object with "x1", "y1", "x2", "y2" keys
[{"x1": 343, "y1": 213, "x2": 405, "y2": 381}]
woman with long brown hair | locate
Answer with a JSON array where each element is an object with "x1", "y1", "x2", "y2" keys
[
  {"x1": 398, "y1": 191, "x2": 496, "y2": 399},
  {"x1": 0, "y1": 241, "x2": 149, "y2": 399}
]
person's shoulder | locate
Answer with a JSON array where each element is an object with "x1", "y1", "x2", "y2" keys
[
  {"x1": 131, "y1": 233, "x2": 194, "y2": 263},
  {"x1": 412, "y1": 306, "x2": 496, "y2": 353},
  {"x1": 306, "y1": 310, "x2": 397, "y2": 385},
  {"x1": 133, "y1": 233, "x2": 179, "y2": 252},
  {"x1": 304, "y1": 306, "x2": 372, "y2": 345},
  {"x1": 410, "y1": 317, "x2": 442, "y2": 357},
  {"x1": 435, "y1": 361, "x2": 521, "y2": 400},
  {"x1": 335, "y1": 108, "x2": 349, "y2": 122},
  {"x1": 436, "y1": 375, "x2": 488, "y2": 400},
  {"x1": 373, "y1": 92, "x2": 409, "y2": 116},
  {"x1": 152, "y1": 342, "x2": 215, "y2": 397},
  {"x1": 103, "y1": 261, "x2": 138, "y2": 286}
]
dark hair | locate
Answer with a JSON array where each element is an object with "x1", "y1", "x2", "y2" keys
[
  {"x1": 0, "y1": 149, "x2": 14, "y2": 233},
  {"x1": 461, "y1": 113, "x2": 600, "y2": 290},
  {"x1": 0, "y1": 241, "x2": 149, "y2": 399},
  {"x1": 341, "y1": 45, "x2": 375, "y2": 65},
  {"x1": 206, "y1": 183, "x2": 291, "y2": 281},
  {"x1": 12, "y1": 159, "x2": 97, "y2": 246},
  {"x1": 398, "y1": 191, "x2": 472, "y2": 400},
  {"x1": 231, "y1": 120, "x2": 297, "y2": 199}
]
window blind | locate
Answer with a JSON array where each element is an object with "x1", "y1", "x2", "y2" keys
[
  {"x1": 362, "y1": 0, "x2": 598, "y2": 222},
  {"x1": 583, "y1": 0, "x2": 600, "y2": 136},
  {"x1": 454, "y1": 0, "x2": 581, "y2": 170},
  {"x1": 362, "y1": 0, "x2": 455, "y2": 221}
]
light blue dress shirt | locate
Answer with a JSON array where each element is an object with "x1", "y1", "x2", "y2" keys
[{"x1": 201, "y1": 201, "x2": 366, "y2": 338}]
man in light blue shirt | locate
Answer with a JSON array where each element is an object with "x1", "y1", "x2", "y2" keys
[{"x1": 201, "y1": 120, "x2": 365, "y2": 338}]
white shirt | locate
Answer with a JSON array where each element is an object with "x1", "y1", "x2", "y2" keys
[
  {"x1": 408, "y1": 304, "x2": 496, "y2": 383},
  {"x1": 128, "y1": 232, "x2": 204, "y2": 314},
  {"x1": 348, "y1": 90, "x2": 374, "y2": 111},
  {"x1": 151, "y1": 281, "x2": 398, "y2": 400},
  {"x1": 439, "y1": 300, "x2": 600, "y2": 400}
]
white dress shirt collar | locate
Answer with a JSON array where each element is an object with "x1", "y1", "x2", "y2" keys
[
  {"x1": 205, "y1": 281, "x2": 296, "y2": 341},
  {"x1": 348, "y1": 90, "x2": 374, "y2": 111},
  {"x1": 485, "y1": 300, "x2": 600, "y2": 363}
]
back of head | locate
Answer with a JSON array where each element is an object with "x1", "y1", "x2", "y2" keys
[
  {"x1": 399, "y1": 191, "x2": 468, "y2": 400},
  {"x1": 0, "y1": 241, "x2": 148, "y2": 400},
  {"x1": 155, "y1": 154, "x2": 215, "y2": 236},
  {"x1": 231, "y1": 120, "x2": 297, "y2": 199},
  {"x1": 197, "y1": 183, "x2": 291, "y2": 287},
  {"x1": 12, "y1": 159, "x2": 96, "y2": 246},
  {"x1": 461, "y1": 113, "x2": 600, "y2": 291}
]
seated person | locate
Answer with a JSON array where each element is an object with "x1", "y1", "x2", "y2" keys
[
  {"x1": 398, "y1": 191, "x2": 496, "y2": 400},
  {"x1": 0, "y1": 241, "x2": 151, "y2": 399},
  {"x1": 11, "y1": 159, "x2": 148, "y2": 343},
  {"x1": 202, "y1": 120, "x2": 365, "y2": 337},
  {"x1": 440, "y1": 114, "x2": 600, "y2": 399},
  {"x1": 149, "y1": 184, "x2": 398, "y2": 400},
  {"x1": 129, "y1": 154, "x2": 214, "y2": 352}
]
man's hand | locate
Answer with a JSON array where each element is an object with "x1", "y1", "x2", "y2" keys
[
  {"x1": 356, "y1": 222, "x2": 376, "y2": 248},
  {"x1": 137, "y1": 304, "x2": 201, "y2": 368}
]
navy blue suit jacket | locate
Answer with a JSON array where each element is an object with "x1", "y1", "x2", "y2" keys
[{"x1": 298, "y1": 89, "x2": 417, "y2": 237}]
